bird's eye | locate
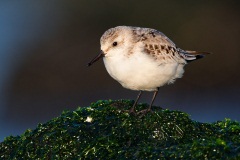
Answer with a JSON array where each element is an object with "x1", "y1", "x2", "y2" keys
[{"x1": 112, "y1": 42, "x2": 117, "y2": 46}]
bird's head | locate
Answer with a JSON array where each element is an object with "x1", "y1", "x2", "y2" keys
[{"x1": 88, "y1": 26, "x2": 133, "y2": 66}]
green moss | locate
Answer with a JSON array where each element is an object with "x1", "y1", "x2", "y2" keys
[{"x1": 1, "y1": 100, "x2": 240, "y2": 159}]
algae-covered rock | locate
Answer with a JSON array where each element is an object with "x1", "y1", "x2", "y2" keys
[{"x1": 1, "y1": 100, "x2": 240, "y2": 159}]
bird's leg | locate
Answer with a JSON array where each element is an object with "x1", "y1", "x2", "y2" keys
[
  {"x1": 129, "y1": 91, "x2": 142, "y2": 114},
  {"x1": 148, "y1": 88, "x2": 159, "y2": 111},
  {"x1": 137, "y1": 88, "x2": 159, "y2": 115}
]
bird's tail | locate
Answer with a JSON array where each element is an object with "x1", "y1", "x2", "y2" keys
[{"x1": 179, "y1": 50, "x2": 211, "y2": 63}]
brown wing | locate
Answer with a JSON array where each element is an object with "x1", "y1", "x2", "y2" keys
[
  {"x1": 132, "y1": 27, "x2": 176, "y2": 46},
  {"x1": 144, "y1": 43, "x2": 186, "y2": 64},
  {"x1": 132, "y1": 27, "x2": 185, "y2": 64}
]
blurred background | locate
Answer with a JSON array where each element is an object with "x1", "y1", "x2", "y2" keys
[{"x1": 0, "y1": 0, "x2": 240, "y2": 141}]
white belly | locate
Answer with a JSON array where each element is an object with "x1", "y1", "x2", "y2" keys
[{"x1": 103, "y1": 52, "x2": 184, "y2": 91}]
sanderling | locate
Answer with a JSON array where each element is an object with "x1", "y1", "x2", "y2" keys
[{"x1": 88, "y1": 26, "x2": 210, "y2": 115}]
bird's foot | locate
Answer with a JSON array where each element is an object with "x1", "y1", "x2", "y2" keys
[
  {"x1": 137, "y1": 108, "x2": 153, "y2": 117},
  {"x1": 127, "y1": 107, "x2": 137, "y2": 116}
]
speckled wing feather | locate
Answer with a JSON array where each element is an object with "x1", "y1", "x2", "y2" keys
[
  {"x1": 132, "y1": 27, "x2": 211, "y2": 64},
  {"x1": 132, "y1": 27, "x2": 186, "y2": 64}
]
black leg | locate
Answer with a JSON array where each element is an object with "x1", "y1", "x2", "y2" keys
[
  {"x1": 137, "y1": 87, "x2": 159, "y2": 116},
  {"x1": 148, "y1": 87, "x2": 159, "y2": 111},
  {"x1": 129, "y1": 91, "x2": 142, "y2": 114}
]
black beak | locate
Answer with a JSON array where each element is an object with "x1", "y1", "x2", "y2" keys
[{"x1": 87, "y1": 50, "x2": 105, "y2": 66}]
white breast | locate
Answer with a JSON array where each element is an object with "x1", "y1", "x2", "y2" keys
[{"x1": 103, "y1": 50, "x2": 184, "y2": 91}]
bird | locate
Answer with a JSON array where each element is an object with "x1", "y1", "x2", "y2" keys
[{"x1": 88, "y1": 26, "x2": 210, "y2": 115}]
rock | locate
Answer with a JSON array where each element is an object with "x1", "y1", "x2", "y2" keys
[{"x1": 1, "y1": 100, "x2": 240, "y2": 159}]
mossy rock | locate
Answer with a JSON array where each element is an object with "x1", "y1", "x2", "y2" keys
[{"x1": 1, "y1": 100, "x2": 240, "y2": 159}]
